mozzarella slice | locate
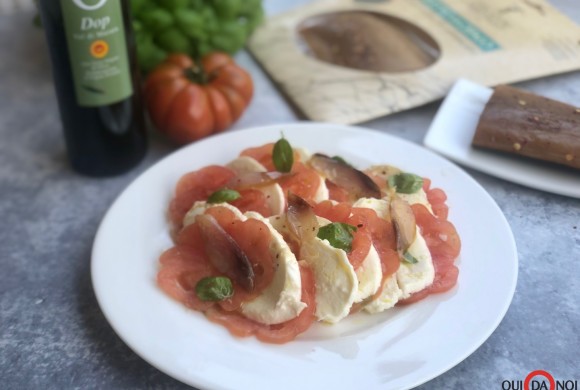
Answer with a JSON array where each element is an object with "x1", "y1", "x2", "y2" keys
[
  {"x1": 364, "y1": 274, "x2": 402, "y2": 314},
  {"x1": 258, "y1": 184, "x2": 286, "y2": 216},
  {"x1": 397, "y1": 191, "x2": 432, "y2": 214},
  {"x1": 269, "y1": 216, "x2": 358, "y2": 324},
  {"x1": 397, "y1": 226, "x2": 435, "y2": 299},
  {"x1": 301, "y1": 238, "x2": 357, "y2": 323},
  {"x1": 353, "y1": 197, "x2": 390, "y2": 220},
  {"x1": 227, "y1": 155, "x2": 267, "y2": 173},
  {"x1": 366, "y1": 165, "x2": 432, "y2": 213},
  {"x1": 352, "y1": 244, "x2": 382, "y2": 303},
  {"x1": 354, "y1": 197, "x2": 434, "y2": 312},
  {"x1": 241, "y1": 211, "x2": 306, "y2": 325},
  {"x1": 294, "y1": 147, "x2": 312, "y2": 163},
  {"x1": 182, "y1": 202, "x2": 305, "y2": 325},
  {"x1": 311, "y1": 175, "x2": 330, "y2": 203},
  {"x1": 226, "y1": 156, "x2": 285, "y2": 215}
]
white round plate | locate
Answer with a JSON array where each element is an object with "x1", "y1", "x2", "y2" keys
[{"x1": 92, "y1": 123, "x2": 518, "y2": 390}]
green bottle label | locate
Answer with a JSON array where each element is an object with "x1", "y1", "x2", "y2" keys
[{"x1": 60, "y1": 0, "x2": 133, "y2": 107}]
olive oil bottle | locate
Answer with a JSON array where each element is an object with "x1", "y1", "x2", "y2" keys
[{"x1": 38, "y1": 0, "x2": 147, "y2": 176}]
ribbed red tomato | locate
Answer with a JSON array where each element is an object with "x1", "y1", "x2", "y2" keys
[{"x1": 144, "y1": 53, "x2": 253, "y2": 144}]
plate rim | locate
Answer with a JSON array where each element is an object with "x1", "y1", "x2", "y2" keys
[{"x1": 91, "y1": 122, "x2": 519, "y2": 390}]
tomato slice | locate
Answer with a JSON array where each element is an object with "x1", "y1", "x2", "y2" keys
[
  {"x1": 426, "y1": 187, "x2": 449, "y2": 220},
  {"x1": 398, "y1": 203, "x2": 461, "y2": 304},
  {"x1": 314, "y1": 200, "x2": 351, "y2": 221},
  {"x1": 157, "y1": 245, "x2": 218, "y2": 312},
  {"x1": 169, "y1": 165, "x2": 236, "y2": 227},
  {"x1": 278, "y1": 162, "x2": 323, "y2": 205},
  {"x1": 240, "y1": 143, "x2": 276, "y2": 170},
  {"x1": 230, "y1": 188, "x2": 271, "y2": 217},
  {"x1": 412, "y1": 204, "x2": 461, "y2": 259},
  {"x1": 241, "y1": 144, "x2": 323, "y2": 205},
  {"x1": 326, "y1": 179, "x2": 351, "y2": 203},
  {"x1": 241, "y1": 143, "x2": 301, "y2": 171},
  {"x1": 169, "y1": 165, "x2": 277, "y2": 228}
]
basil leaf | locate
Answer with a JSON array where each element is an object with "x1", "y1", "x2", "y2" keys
[
  {"x1": 317, "y1": 222, "x2": 357, "y2": 252},
  {"x1": 387, "y1": 173, "x2": 423, "y2": 194},
  {"x1": 207, "y1": 189, "x2": 240, "y2": 204},
  {"x1": 402, "y1": 252, "x2": 419, "y2": 264},
  {"x1": 272, "y1": 137, "x2": 294, "y2": 173},
  {"x1": 195, "y1": 276, "x2": 234, "y2": 301},
  {"x1": 331, "y1": 155, "x2": 352, "y2": 167}
]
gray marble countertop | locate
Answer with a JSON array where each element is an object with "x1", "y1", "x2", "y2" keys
[{"x1": 1, "y1": 1, "x2": 579, "y2": 389}]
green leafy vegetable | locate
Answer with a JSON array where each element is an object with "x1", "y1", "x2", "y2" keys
[
  {"x1": 163, "y1": 0, "x2": 190, "y2": 12},
  {"x1": 387, "y1": 173, "x2": 424, "y2": 194},
  {"x1": 139, "y1": 8, "x2": 174, "y2": 33},
  {"x1": 207, "y1": 188, "x2": 241, "y2": 204},
  {"x1": 131, "y1": 0, "x2": 265, "y2": 73},
  {"x1": 195, "y1": 276, "x2": 234, "y2": 301},
  {"x1": 402, "y1": 252, "x2": 419, "y2": 264},
  {"x1": 156, "y1": 28, "x2": 191, "y2": 53},
  {"x1": 273, "y1": 137, "x2": 294, "y2": 173},
  {"x1": 317, "y1": 223, "x2": 357, "y2": 252}
]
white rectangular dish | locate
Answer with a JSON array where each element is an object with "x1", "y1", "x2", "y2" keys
[{"x1": 424, "y1": 79, "x2": 580, "y2": 199}]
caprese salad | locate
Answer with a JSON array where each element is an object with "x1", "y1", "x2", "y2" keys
[{"x1": 157, "y1": 137, "x2": 461, "y2": 344}]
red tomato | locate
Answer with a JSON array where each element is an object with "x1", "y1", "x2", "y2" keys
[{"x1": 144, "y1": 53, "x2": 253, "y2": 144}]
